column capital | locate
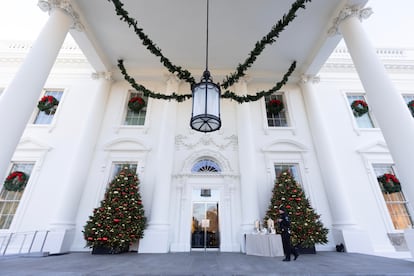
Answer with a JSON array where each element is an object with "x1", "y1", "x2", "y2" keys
[
  {"x1": 328, "y1": 6, "x2": 373, "y2": 36},
  {"x1": 91, "y1": 71, "x2": 113, "y2": 81},
  {"x1": 300, "y1": 74, "x2": 320, "y2": 85},
  {"x1": 38, "y1": 0, "x2": 84, "y2": 32}
]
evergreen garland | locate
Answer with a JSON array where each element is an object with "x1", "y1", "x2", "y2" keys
[
  {"x1": 221, "y1": 0, "x2": 311, "y2": 89},
  {"x1": 109, "y1": 0, "x2": 310, "y2": 103},
  {"x1": 107, "y1": 0, "x2": 196, "y2": 85}
]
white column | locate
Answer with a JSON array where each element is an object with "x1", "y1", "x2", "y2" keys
[
  {"x1": 300, "y1": 76, "x2": 357, "y2": 228},
  {"x1": 139, "y1": 76, "x2": 179, "y2": 253},
  {"x1": 45, "y1": 72, "x2": 112, "y2": 254},
  {"x1": 235, "y1": 80, "x2": 260, "y2": 234},
  {"x1": 0, "y1": 0, "x2": 82, "y2": 181},
  {"x1": 50, "y1": 73, "x2": 112, "y2": 228},
  {"x1": 332, "y1": 6, "x2": 414, "y2": 213}
]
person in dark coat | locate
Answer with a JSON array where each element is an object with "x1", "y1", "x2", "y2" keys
[{"x1": 278, "y1": 206, "x2": 299, "y2": 261}]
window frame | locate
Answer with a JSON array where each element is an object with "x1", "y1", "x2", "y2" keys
[
  {"x1": 0, "y1": 162, "x2": 34, "y2": 230},
  {"x1": 346, "y1": 93, "x2": 376, "y2": 129},
  {"x1": 122, "y1": 90, "x2": 149, "y2": 127},
  {"x1": 264, "y1": 92, "x2": 290, "y2": 128},
  {"x1": 372, "y1": 163, "x2": 413, "y2": 231}
]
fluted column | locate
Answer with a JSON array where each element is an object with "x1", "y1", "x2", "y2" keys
[
  {"x1": 330, "y1": 6, "x2": 414, "y2": 213},
  {"x1": 300, "y1": 76, "x2": 357, "y2": 228},
  {"x1": 139, "y1": 76, "x2": 180, "y2": 253},
  {"x1": 0, "y1": 0, "x2": 82, "y2": 181},
  {"x1": 235, "y1": 79, "x2": 260, "y2": 234}
]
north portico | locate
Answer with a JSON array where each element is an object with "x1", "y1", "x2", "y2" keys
[{"x1": 1, "y1": 0, "x2": 414, "y2": 258}]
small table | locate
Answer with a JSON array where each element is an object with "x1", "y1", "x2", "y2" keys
[{"x1": 245, "y1": 234, "x2": 284, "y2": 257}]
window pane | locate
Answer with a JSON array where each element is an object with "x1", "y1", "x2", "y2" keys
[
  {"x1": 33, "y1": 90, "x2": 63, "y2": 125},
  {"x1": 266, "y1": 94, "x2": 288, "y2": 127},
  {"x1": 373, "y1": 164, "x2": 413, "y2": 229},
  {"x1": 110, "y1": 162, "x2": 138, "y2": 181},
  {"x1": 274, "y1": 164, "x2": 302, "y2": 185},
  {"x1": 124, "y1": 91, "x2": 147, "y2": 125},
  {"x1": 0, "y1": 163, "x2": 34, "y2": 229},
  {"x1": 347, "y1": 95, "x2": 374, "y2": 128}
]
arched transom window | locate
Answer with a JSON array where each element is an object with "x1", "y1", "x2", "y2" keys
[{"x1": 191, "y1": 159, "x2": 221, "y2": 173}]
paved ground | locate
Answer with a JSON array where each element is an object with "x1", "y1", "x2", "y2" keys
[{"x1": 0, "y1": 251, "x2": 413, "y2": 276}]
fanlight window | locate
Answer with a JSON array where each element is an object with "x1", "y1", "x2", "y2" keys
[{"x1": 192, "y1": 159, "x2": 221, "y2": 173}]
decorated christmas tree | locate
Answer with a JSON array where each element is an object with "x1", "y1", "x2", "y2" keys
[
  {"x1": 83, "y1": 166, "x2": 146, "y2": 253},
  {"x1": 264, "y1": 170, "x2": 328, "y2": 248}
]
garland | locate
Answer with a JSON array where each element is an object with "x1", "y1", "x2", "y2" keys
[
  {"x1": 118, "y1": 59, "x2": 296, "y2": 104},
  {"x1": 351, "y1": 100, "x2": 369, "y2": 117},
  {"x1": 221, "y1": 0, "x2": 311, "y2": 89},
  {"x1": 107, "y1": 0, "x2": 196, "y2": 85},
  {"x1": 118, "y1": 60, "x2": 192, "y2": 102},
  {"x1": 407, "y1": 100, "x2": 414, "y2": 116},
  {"x1": 128, "y1": 96, "x2": 146, "y2": 113},
  {"x1": 38, "y1": 95, "x2": 59, "y2": 115},
  {"x1": 377, "y1": 173, "x2": 401, "y2": 194},
  {"x1": 267, "y1": 99, "x2": 284, "y2": 115},
  {"x1": 109, "y1": 0, "x2": 310, "y2": 103},
  {"x1": 221, "y1": 61, "x2": 296, "y2": 103},
  {"x1": 3, "y1": 171, "x2": 28, "y2": 192}
]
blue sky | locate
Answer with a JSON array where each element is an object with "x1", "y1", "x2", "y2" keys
[{"x1": 0, "y1": 0, "x2": 413, "y2": 47}]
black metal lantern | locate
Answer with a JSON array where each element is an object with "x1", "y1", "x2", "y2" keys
[
  {"x1": 190, "y1": 70, "x2": 221, "y2": 132},
  {"x1": 190, "y1": 0, "x2": 221, "y2": 133}
]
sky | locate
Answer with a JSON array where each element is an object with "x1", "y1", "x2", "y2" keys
[{"x1": 0, "y1": 0, "x2": 413, "y2": 48}]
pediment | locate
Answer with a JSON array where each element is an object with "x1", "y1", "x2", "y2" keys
[
  {"x1": 18, "y1": 137, "x2": 52, "y2": 151},
  {"x1": 104, "y1": 138, "x2": 150, "y2": 152},
  {"x1": 262, "y1": 139, "x2": 308, "y2": 153},
  {"x1": 357, "y1": 141, "x2": 389, "y2": 153}
]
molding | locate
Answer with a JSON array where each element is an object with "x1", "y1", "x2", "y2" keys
[
  {"x1": 175, "y1": 134, "x2": 238, "y2": 151},
  {"x1": 328, "y1": 6, "x2": 373, "y2": 36},
  {"x1": 38, "y1": 0, "x2": 84, "y2": 32}
]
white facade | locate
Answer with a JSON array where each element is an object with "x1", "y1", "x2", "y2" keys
[{"x1": 1, "y1": 1, "x2": 414, "y2": 258}]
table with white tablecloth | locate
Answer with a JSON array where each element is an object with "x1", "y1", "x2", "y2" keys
[{"x1": 245, "y1": 234, "x2": 284, "y2": 257}]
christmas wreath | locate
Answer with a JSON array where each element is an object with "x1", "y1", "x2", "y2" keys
[
  {"x1": 407, "y1": 100, "x2": 414, "y2": 116},
  {"x1": 350, "y1": 100, "x2": 369, "y2": 117},
  {"x1": 377, "y1": 173, "x2": 401, "y2": 194},
  {"x1": 3, "y1": 171, "x2": 28, "y2": 192},
  {"x1": 128, "y1": 96, "x2": 146, "y2": 113},
  {"x1": 37, "y1": 95, "x2": 59, "y2": 115},
  {"x1": 267, "y1": 99, "x2": 284, "y2": 115}
]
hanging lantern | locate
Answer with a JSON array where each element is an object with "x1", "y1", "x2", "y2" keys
[
  {"x1": 190, "y1": 70, "x2": 221, "y2": 132},
  {"x1": 189, "y1": 0, "x2": 221, "y2": 133}
]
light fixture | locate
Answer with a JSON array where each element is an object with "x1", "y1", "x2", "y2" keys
[{"x1": 190, "y1": 0, "x2": 221, "y2": 133}]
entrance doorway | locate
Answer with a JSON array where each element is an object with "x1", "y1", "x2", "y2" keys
[{"x1": 191, "y1": 189, "x2": 220, "y2": 249}]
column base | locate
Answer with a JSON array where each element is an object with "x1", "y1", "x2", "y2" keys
[
  {"x1": 138, "y1": 224, "x2": 170, "y2": 253},
  {"x1": 332, "y1": 228, "x2": 374, "y2": 254},
  {"x1": 404, "y1": 229, "x2": 414, "y2": 258},
  {"x1": 43, "y1": 228, "x2": 76, "y2": 254}
]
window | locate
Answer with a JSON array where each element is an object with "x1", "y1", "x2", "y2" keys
[
  {"x1": 192, "y1": 159, "x2": 221, "y2": 173},
  {"x1": 266, "y1": 94, "x2": 288, "y2": 127},
  {"x1": 347, "y1": 95, "x2": 374, "y2": 128},
  {"x1": 403, "y1": 94, "x2": 414, "y2": 117},
  {"x1": 110, "y1": 162, "x2": 138, "y2": 181},
  {"x1": 373, "y1": 164, "x2": 412, "y2": 230},
  {"x1": 0, "y1": 163, "x2": 34, "y2": 229},
  {"x1": 33, "y1": 89, "x2": 63, "y2": 125},
  {"x1": 124, "y1": 91, "x2": 147, "y2": 125},
  {"x1": 274, "y1": 164, "x2": 302, "y2": 184}
]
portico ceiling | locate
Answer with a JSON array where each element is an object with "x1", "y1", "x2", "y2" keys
[{"x1": 69, "y1": 0, "x2": 367, "y2": 83}]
